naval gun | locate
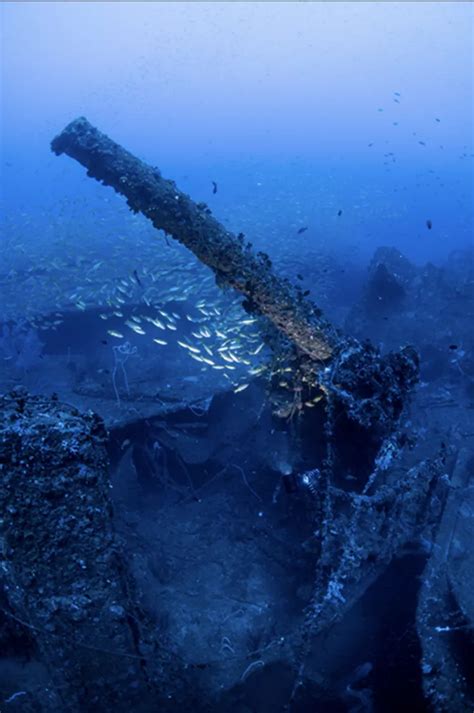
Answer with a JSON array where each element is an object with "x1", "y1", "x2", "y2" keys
[{"x1": 51, "y1": 117, "x2": 418, "y2": 442}]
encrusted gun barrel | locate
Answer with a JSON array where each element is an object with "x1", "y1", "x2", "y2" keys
[{"x1": 51, "y1": 117, "x2": 336, "y2": 363}]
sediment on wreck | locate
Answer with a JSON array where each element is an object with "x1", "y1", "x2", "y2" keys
[
  {"x1": 51, "y1": 118, "x2": 419, "y2": 441},
  {"x1": 0, "y1": 390, "x2": 188, "y2": 713}
]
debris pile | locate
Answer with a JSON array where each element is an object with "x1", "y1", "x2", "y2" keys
[{"x1": 0, "y1": 390, "x2": 188, "y2": 712}]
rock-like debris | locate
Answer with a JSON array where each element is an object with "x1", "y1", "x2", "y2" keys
[{"x1": 0, "y1": 389, "x2": 190, "y2": 712}]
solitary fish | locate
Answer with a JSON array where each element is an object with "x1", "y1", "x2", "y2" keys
[
  {"x1": 212, "y1": 181, "x2": 218, "y2": 194},
  {"x1": 129, "y1": 323, "x2": 146, "y2": 335},
  {"x1": 426, "y1": 219, "x2": 432, "y2": 230},
  {"x1": 297, "y1": 226, "x2": 308, "y2": 235},
  {"x1": 177, "y1": 340, "x2": 201, "y2": 354},
  {"x1": 201, "y1": 356, "x2": 215, "y2": 366},
  {"x1": 337, "y1": 209, "x2": 342, "y2": 216}
]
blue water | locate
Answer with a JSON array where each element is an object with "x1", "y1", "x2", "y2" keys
[
  {"x1": 0, "y1": 3, "x2": 473, "y2": 712},
  {"x1": 1, "y1": 2, "x2": 472, "y2": 267}
]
